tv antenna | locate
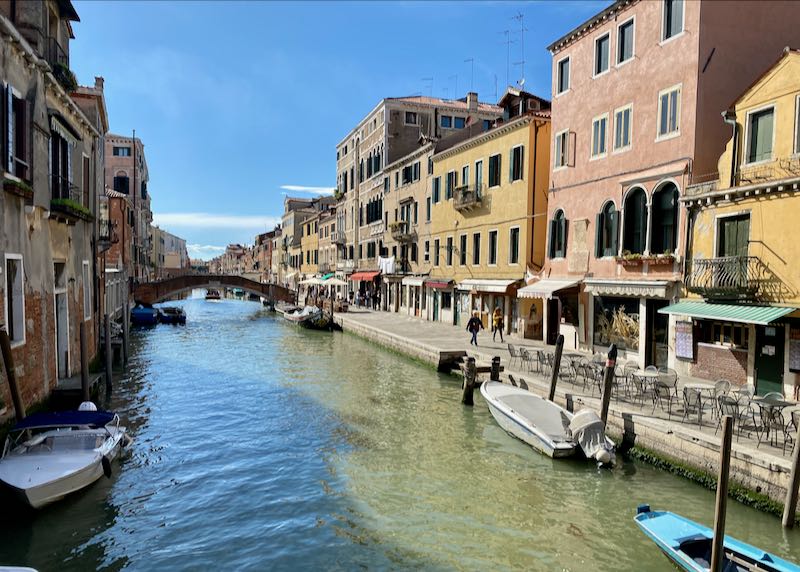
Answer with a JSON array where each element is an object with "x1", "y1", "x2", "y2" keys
[
  {"x1": 499, "y1": 30, "x2": 515, "y2": 89},
  {"x1": 464, "y1": 58, "x2": 474, "y2": 92},
  {"x1": 422, "y1": 77, "x2": 433, "y2": 98},
  {"x1": 512, "y1": 13, "x2": 528, "y2": 88}
]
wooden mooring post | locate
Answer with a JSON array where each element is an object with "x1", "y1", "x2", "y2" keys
[
  {"x1": 490, "y1": 356, "x2": 501, "y2": 381},
  {"x1": 782, "y1": 422, "x2": 800, "y2": 527},
  {"x1": 547, "y1": 335, "x2": 564, "y2": 402},
  {"x1": 122, "y1": 308, "x2": 130, "y2": 364},
  {"x1": 80, "y1": 321, "x2": 90, "y2": 403},
  {"x1": 599, "y1": 344, "x2": 618, "y2": 427},
  {"x1": 0, "y1": 329, "x2": 25, "y2": 422},
  {"x1": 711, "y1": 415, "x2": 733, "y2": 572},
  {"x1": 461, "y1": 356, "x2": 477, "y2": 406},
  {"x1": 104, "y1": 314, "x2": 113, "y2": 390}
]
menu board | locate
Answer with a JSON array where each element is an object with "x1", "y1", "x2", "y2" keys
[
  {"x1": 789, "y1": 327, "x2": 800, "y2": 373},
  {"x1": 675, "y1": 321, "x2": 694, "y2": 360}
]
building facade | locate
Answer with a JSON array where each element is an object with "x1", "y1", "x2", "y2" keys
[{"x1": 151, "y1": 226, "x2": 189, "y2": 278}]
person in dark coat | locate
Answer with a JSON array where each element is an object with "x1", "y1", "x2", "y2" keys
[{"x1": 466, "y1": 311, "x2": 484, "y2": 346}]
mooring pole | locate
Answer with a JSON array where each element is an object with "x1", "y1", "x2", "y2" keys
[
  {"x1": 783, "y1": 422, "x2": 800, "y2": 527},
  {"x1": 711, "y1": 415, "x2": 733, "y2": 572},
  {"x1": 122, "y1": 308, "x2": 130, "y2": 364},
  {"x1": 0, "y1": 329, "x2": 25, "y2": 422},
  {"x1": 600, "y1": 344, "x2": 618, "y2": 427},
  {"x1": 80, "y1": 321, "x2": 90, "y2": 403},
  {"x1": 548, "y1": 334, "x2": 565, "y2": 402},
  {"x1": 104, "y1": 314, "x2": 113, "y2": 390},
  {"x1": 490, "y1": 356, "x2": 501, "y2": 381},
  {"x1": 462, "y1": 356, "x2": 477, "y2": 406}
]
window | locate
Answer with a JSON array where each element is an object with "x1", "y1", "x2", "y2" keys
[
  {"x1": 82, "y1": 155, "x2": 90, "y2": 207},
  {"x1": 488, "y1": 154, "x2": 501, "y2": 187},
  {"x1": 413, "y1": 202, "x2": 418, "y2": 225},
  {"x1": 509, "y1": 227, "x2": 520, "y2": 264},
  {"x1": 483, "y1": 119, "x2": 492, "y2": 131},
  {"x1": 556, "y1": 57, "x2": 570, "y2": 94},
  {"x1": 411, "y1": 243, "x2": 418, "y2": 263},
  {"x1": 402, "y1": 165, "x2": 413, "y2": 185},
  {"x1": 554, "y1": 130, "x2": 569, "y2": 168},
  {"x1": 426, "y1": 196, "x2": 431, "y2": 221},
  {"x1": 434, "y1": 238, "x2": 440, "y2": 266},
  {"x1": 650, "y1": 183, "x2": 678, "y2": 254},
  {"x1": 113, "y1": 146, "x2": 131, "y2": 157},
  {"x1": 617, "y1": 18, "x2": 634, "y2": 64},
  {"x1": 446, "y1": 171, "x2": 457, "y2": 199},
  {"x1": 472, "y1": 233, "x2": 481, "y2": 265},
  {"x1": 454, "y1": 117, "x2": 465, "y2": 129},
  {"x1": 6, "y1": 86, "x2": 29, "y2": 180},
  {"x1": 50, "y1": 132, "x2": 72, "y2": 199},
  {"x1": 428, "y1": 158, "x2": 433, "y2": 175},
  {"x1": 548, "y1": 210, "x2": 567, "y2": 258},
  {"x1": 475, "y1": 160, "x2": 483, "y2": 189},
  {"x1": 82, "y1": 261, "x2": 92, "y2": 320},
  {"x1": 441, "y1": 115, "x2": 452, "y2": 128},
  {"x1": 593, "y1": 296, "x2": 640, "y2": 350},
  {"x1": 488, "y1": 230, "x2": 498, "y2": 265},
  {"x1": 717, "y1": 214, "x2": 750, "y2": 258},
  {"x1": 461, "y1": 165, "x2": 469, "y2": 188},
  {"x1": 424, "y1": 240, "x2": 430, "y2": 262},
  {"x1": 614, "y1": 106, "x2": 632, "y2": 151},
  {"x1": 662, "y1": 0, "x2": 684, "y2": 41},
  {"x1": 658, "y1": 85, "x2": 681, "y2": 138},
  {"x1": 441, "y1": 292, "x2": 452, "y2": 310},
  {"x1": 4, "y1": 255, "x2": 24, "y2": 344},
  {"x1": 623, "y1": 187, "x2": 647, "y2": 254},
  {"x1": 460, "y1": 234, "x2": 467, "y2": 265},
  {"x1": 113, "y1": 175, "x2": 130, "y2": 194},
  {"x1": 413, "y1": 161, "x2": 420, "y2": 182},
  {"x1": 510, "y1": 145, "x2": 524, "y2": 181},
  {"x1": 446, "y1": 237, "x2": 453, "y2": 265},
  {"x1": 432, "y1": 177, "x2": 441, "y2": 203},
  {"x1": 594, "y1": 33, "x2": 610, "y2": 76},
  {"x1": 591, "y1": 115, "x2": 608, "y2": 158},
  {"x1": 746, "y1": 107, "x2": 774, "y2": 164},
  {"x1": 595, "y1": 202, "x2": 619, "y2": 258},
  {"x1": 405, "y1": 111, "x2": 418, "y2": 125}
]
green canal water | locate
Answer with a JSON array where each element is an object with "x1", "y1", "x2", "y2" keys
[{"x1": 2, "y1": 297, "x2": 800, "y2": 571}]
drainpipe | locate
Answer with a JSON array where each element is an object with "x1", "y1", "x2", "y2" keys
[{"x1": 722, "y1": 110, "x2": 738, "y2": 188}]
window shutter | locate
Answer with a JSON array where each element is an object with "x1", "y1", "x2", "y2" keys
[
  {"x1": 610, "y1": 210, "x2": 619, "y2": 255},
  {"x1": 519, "y1": 146, "x2": 524, "y2": 179},
  {"x1": 567, "y1": 132, "x2": 576, "y2": 167},
  {"x1": 595, "y1": 212, "x2": 603, "y2": 258},
  {"x1": 548, "y1": 220, "x2": 557, "y2": 259},
  {"x1": 561, "y1": 218, "x2": 569, "y2": 258},
  {"x1": 67, "y1": 144, "x2": 72, "y2": 184},
  {"x1": 6, "y1": 86, "x2": 14, "y2": 172},
  {"x1": 508, "y1": 150, "x2": 513, "y2": 182}
]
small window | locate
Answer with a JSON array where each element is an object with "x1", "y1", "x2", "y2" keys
[
  {"x1": 113, "y1": 146, "x2": 131, "y2": 157},
  {"x1": 554, "y1": 130, "x2": 569, "y2": 167},
  {"x1": 426, "y1": 196, "x2": 432, "y2": 221},
  {"x1": 4, "y1": 255, "x2": 24, "y2": 345},
  {"x1": 424, "y1": 240, "x2": 430, "y2": 262},
  {"x1": 446, "y1": 237, "x2": 453, "y2": 266},
  {"x1": 488, "y1": 230, "x2": 498, "y2": 265},
  {"x1": 488, "y1": 154, "x2": 501, "y2": 187},
  {"x1": 434, "y1": 239, "x2": 440, "y2": 266},
  {"x1": 432, "y1": 177, "x2": 441, "y2": 203},
  {"x1": 662, "y1": 0, "x2": 684, "y2": 41},
  {"x1": 511, "y1": 146, "x2": 524, "y2": 181},
  {"x1": 113, "y1": 175, "x2": 130, "y2": 194},
  {"x1": 658, "y1": 86, "x2": 681, "y2": 138},
  {"x1": 592, "y1": 115, "x2": 608, "y2": 158},
  {"x1": 459, "y1": 234, "x2": 467, "y2": 266},
  {"x1": 549, "y1": 211, "x2": 567, "y2": 259},
  {"x1": 472, "y1": 233, "x2": 481, "y2": 265},
  {"x1": 82, "y1": 261, "x2": 92, "y2": 320},
  {"x1": 557, "y1": 57, "x2": 570, "y2": 94},
  {"x1": 441, "y1": 115, "x2": 452, "y2": 128},
  {"x1": 594, "y1": 33, "x2": 610, "y2": 76},
  {"x1": 405, "y1": 111, "x2": 418, "y2": 125},
  {"x1": 746, "y1": 107, "x2": 774, "y2": 164},
  {"x1": 509, "y1": 227, "x2": 520, "y2": 264},
  {"x1": 461, "y1": 165, "x2": 469, "y2": 187},
  {"x1": 614, "y1": 106, "x2": 632, "y2": 151},
  {"x1": 446, "y1": 171, "x2": 457, "y2": 199},
  {"x1": 617, "y1": 19, "x2": 635, "y2": 64},
  {"x1": 454, "y1": 117, "x2": 465, "y2": 129},
  {"x1": 483, "y1": 119, "x2": 492, "y2": 131},
  {"x1": 717, "y1": 214, "x2": 750, "y2": 258}
]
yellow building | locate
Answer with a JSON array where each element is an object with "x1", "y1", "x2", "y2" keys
[
  {"x1": 664, "y1": 48, "x2": 800, "y2": 395},
  {"x1": 427, "y1": 89, "x2": 551, "y2": 336},
  {"x1": 300, "y1": 213, "x2": 320, "y2": 277}
]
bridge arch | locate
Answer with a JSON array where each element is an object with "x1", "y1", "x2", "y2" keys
[{"x1": 133, "y1": 274, "x2": 296, "y2": 305}]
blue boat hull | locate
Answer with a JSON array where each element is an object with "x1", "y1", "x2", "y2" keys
[{"x1": 130, "y1": 308, "x2": 159, "y2": 326}]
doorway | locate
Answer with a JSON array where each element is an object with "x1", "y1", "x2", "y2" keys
[
  {"x1": 55, "y1": 291, "x2": 69, "y2": 378},
  {"x1": 755, "y1": 324, "x2": 784, "y2": 395},
  {"x1": 432, "y1": 291, "x2": 439, "y2": 322},
  {"x1": 645, "y1": 299, "x2": 669, "y2": 367},
  {"x1": 546, "y1": 298, "x2": 560, "y2": 345}
]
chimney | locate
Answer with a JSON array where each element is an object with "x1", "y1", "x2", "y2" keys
[
  {"x1": 466, "y1": 91, "x2": 478, "y2": 113},
  {"x1": 94, "y1": 76, "x2": 105, "y2": 91}
]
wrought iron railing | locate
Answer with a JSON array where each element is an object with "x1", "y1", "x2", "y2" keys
[
  {"x1": 331, "y1": 230, "x2": 346, "y2": 245},
  {"x1": 46, "y1": 37, "x2": 68, "y2": 68},
  {"x1": 454, "y1": 184, "x2": 482, "y2": 211},
  {"x1": 99, "y1": 218, "x2": 114, "y2": 243},
  {"x1": 390, "y1": 221, "x2": 414, "y2": 242},
  {"x1": 51, "y1": 174, "x2": 82, "y2": 203},
  {"x1": 685, "y1": 256, "x2": 762, "y2": 300}
]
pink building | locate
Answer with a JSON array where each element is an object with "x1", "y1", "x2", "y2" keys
[{"x1": 539, "y1": 0, "x2": 800, "y2": 366}]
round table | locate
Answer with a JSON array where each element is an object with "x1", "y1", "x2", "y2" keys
[{"x1": 683, "y1": 382, "x2": 717, "y2": 425}]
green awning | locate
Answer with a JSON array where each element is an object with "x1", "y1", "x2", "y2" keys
[
  {"x1": 658, "y1": 301, "x2": 796, "y2": 325},
  {"x1": 321, "y1": 273, "x2": 335, "y2": 280}
]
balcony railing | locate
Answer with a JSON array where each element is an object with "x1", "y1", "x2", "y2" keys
[
  {"x1": 368, "y1": 221, "x2": 384, "y2": 237},
  {"x1": 332, "y1": 230, "x2": 346, "y2": 245},
  {"x1": 46, "y1": 37, "x2": 69, "y2": 68},
  {"x1": 454, "y1": 184, "x2": 483, "y2": 212},
  {"x1": 685, "y1": 256, "x2": 763, "y2": 301},
  {"x1": 337, "y1": 259, "x2": 354, "y2": 270},
  {"x1": 318, "y1": 262, "x2": 331, "y2": 273},
  {"x1": 51, "y1": 174, "x2": 81, "y2": 202},
  {"x1": 389, "y1": 221, "x2": 414, "y2": 243}
]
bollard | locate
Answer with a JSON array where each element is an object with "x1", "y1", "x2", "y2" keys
[
  {"x1": 599, "y1": 344, "x2": 618, "y2": 428},
  {"x1": 548, "y1": 335, "x2": 565, "y2": 402},
  {"x1": 0, "y1": 329, "x2": 25, "y2": 422},
  {"x1": 104, "y1": 314, "x2": 113, "y2": 390},
  {"x1": 490, "y1": 356, "x2": 501, "y2": 381},
  {"x1": 80, "y1": 321, "x2": 90, "y2": 403},
  {"x1": 122, "y1": 309, "x2": 129, "y2": 364},
  {"x1": 711, "y1": 415, "x2": 733, "y2": 572},
  {"x1": 461, "y1": 357, "x2": 477, "y2": 406},
  {"x1": 783, "y1": 422, "x2": 800, "y2": 527}
]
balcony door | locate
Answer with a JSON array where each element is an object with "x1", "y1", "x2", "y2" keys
[{"x1": 715, "y1": 214, "x2": 750, "y2": 290}]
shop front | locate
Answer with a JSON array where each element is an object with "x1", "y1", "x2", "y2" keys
[
  {"x1": 456, "y1": 279, "x2": 519, "y2": 334},
  {"x1": 424, "y1": 279, "x2": 454, "y2": 324},
  {"x1": 348, "y1": 270, "x2": 381, "y2": 307},
  {"x1": 517, "y1": 278, "x2": 581, "y2": 345},
  {"x1": 401, "y1": 276, "x2": 425, "y2": 317}
]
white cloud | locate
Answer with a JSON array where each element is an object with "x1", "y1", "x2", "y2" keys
[
  {"x1": 279, "y1": 185, "x2": 335, "y2": 195},
  {"x1": 187, "y1": 244, "x2": 226, "y2": 260},
  {"x1": 153, "y1": 212, "x2": 281, "y2": 229}
]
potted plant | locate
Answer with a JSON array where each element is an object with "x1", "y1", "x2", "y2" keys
[
  {"x1": 50, "y1": 197, "x2": 94, "y2": 221},
  {"x1": 616, "y1": 251, "x2": 643, "y2": 266},
  {"x1": 3, "y1": 178, "x2": 33, "y2": 201},
  {"x1": 53, "y1": 62, "x2": 78, "y2": 92}
]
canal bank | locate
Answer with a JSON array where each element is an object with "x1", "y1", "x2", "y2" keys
[{"x1": 335, "y1": 309, "x2": 798, "y2": 519}]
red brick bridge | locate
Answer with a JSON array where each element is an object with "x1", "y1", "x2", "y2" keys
[{"x1": 133, "y1": 274, "x2": 296, "y2": 305}]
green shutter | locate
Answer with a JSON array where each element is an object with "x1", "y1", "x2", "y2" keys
[
  {"x1": 548, "y1": 220, "x2": 557, "y2": 259},
  {"x1": 561, "y1": 218, "x2": 569, "y2": 258},
  {"x1": 508, "y1": 150, "x2": 514, "y2": 182},
  {"x1": 595, "y1": 213, "x2": 603, "y2": 258},
  {"x1": 610, "y1": 210, "x2": 619, "y2": 255}
]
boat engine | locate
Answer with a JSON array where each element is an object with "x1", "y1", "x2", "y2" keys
[{"x1": 568, "y1": 409, "x2": 616, "y2": 467}]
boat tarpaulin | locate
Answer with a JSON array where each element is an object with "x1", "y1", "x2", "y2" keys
[
  {"x1": 457, "y1": 279, "x2": 518, "y2": 294},
  {"x1": 658, "y1": 301, "x2": 795, "y2": 325},
  {"x1": 13, "y1": 410, "x2": 115, "y2": 431},
  {"x1": 349, "y1": 271, "x2": 380, "y2": 281},
  {"x1": 517, "y1": 278, "x2": 580, "y2": 299},
  {"x1": 425, "y1": 279, "x2": 453, "y2": 289}
]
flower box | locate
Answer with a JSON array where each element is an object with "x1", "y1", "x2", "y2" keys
[
  {"x1": 4, "y1": 179, "x2": 33, "y2": 202},
  {"x1": 615, "y1": 254, "x2": 675, "y2": 267}
]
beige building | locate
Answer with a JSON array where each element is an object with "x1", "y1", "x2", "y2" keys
[
  {"x1": 151, "y1": 226, "x2": 188, "y2": 277},
  {"x1": 318, "y1": 208, "x2": 337, "y2": 276}
]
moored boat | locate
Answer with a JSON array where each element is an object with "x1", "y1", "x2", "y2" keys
[
  {"x1": 283, "y1": 305, "x2": 322, "y2": 324},
  {"x1": 158, "y1": 306, "x2": 186, "y2": 324},
  {"x1": 130, "y1": 303, "x2": 159, "y2": 326},
  {"x1": 479, "y1": 381, "x2": 614, "y2": 465},
  {"x1": 634, "y1": 505, "x2": 800, "y2": 571},
  {"x1": 205, "y1": 289, "x2": 221, "y2": 300},
  {"x1": 0, "y1": 409, "x2": 131, "y2": 509}
]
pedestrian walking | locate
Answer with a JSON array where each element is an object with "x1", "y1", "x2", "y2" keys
[
  {"x1": 492, "y1": 307, "x2": 504, "y2": 343},
  {"x1": 466, "y1": 311, "x2": 484, "y2": 346}
]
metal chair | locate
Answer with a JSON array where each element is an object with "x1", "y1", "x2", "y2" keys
[
  {"x1": 715, "y1": 395, "x2": 747, "y2": 442},
  {"x1": 507, "y1": 344, "x2": 519, "y2": 368},
  {"x1": 658, "y1": 367, "x2": 679, "y2": 398},
  {"x1": 653, "y1": 381, "x2": 678, "y2": 418},
  {"x1": 763, "y1": 391, "x2": 784, "y2": 400},
  {"x1": 711, "y1": 380, "x2": 732, "y2": 419},
  {"x1": 757, "y1": 405, "x2": 790, "y2": 452},
  {"x1": 681, "y1": 387, "x2": 705, "y2": 428},
  {"x1": 629, "y1": 372, "x2": 652, "y2": 408},
  {"x1": 518, "y1": 348, "x2": 532, "y2": 373}
]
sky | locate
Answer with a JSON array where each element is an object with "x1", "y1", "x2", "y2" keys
[{"x1": 70, "y1": 0, "x2": 607, "y2": 260}]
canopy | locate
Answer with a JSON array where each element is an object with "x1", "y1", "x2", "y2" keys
[
  {"x1": 401, "y1": 276, "x2": 425, "y2": 287},
  {"x1": 321, "y1": 273, "x2": 335, "y2": 280},
  {"x1": 517, "y1": 278, "x2": 581, "y2": 299},
  {"x1": 425, "y1": 279, "x2": 453, "y2": 289},
  {"x1": 457, "y1": 279, "x2": 518, "y2": 294},
  {"x1": 14, "y1": 410, "x2": 115, "y2": 431},
  {"x1": 349, "y1": 271, "x2": 380, "y2": 281},
  {"x1": 324, "y1": 277, "x2": 348, "y2": 286},
  {"x1": 300, "y1": 277, "x2": 324, "y2": 285},
  {"x1": 658, "y1": 301, "x2": 795, "y2": 325}
]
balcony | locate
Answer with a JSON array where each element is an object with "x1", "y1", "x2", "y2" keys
[
  {"x1": 454, "y1": 184, "x2": 483, "y2": 212},
  {"x1": 46, "y1": 37, "x2": 69, "y2": 68},
  {"x1": 337, "y1": 259, "x2": 354, "y2": 271},
  {"x1": 50, "y1": 175, "x2": 92, "y2": 222},
  {"x1": 389, "y1": 221, "x2": 414, "y2": 243},
  {"x1": 368, "y1": 221, "x2": 384, "y2": 237},
  {"x1": 685, "y1": 256, "x2": 763, "y2": 301},
  {"x1": 318, "y1": 262, "x2": 331, "y2": 273},
  {"x1": 332, "y1": 230, "x2": 346, "y2": 245}
]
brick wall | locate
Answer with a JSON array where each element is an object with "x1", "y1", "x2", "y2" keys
[{"x1": 690, "y1": 343, "x2": 748, "y2": 385}]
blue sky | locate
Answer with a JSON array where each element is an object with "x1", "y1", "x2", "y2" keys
[{"x1": 71, "y1": 0, "x2": 606, "y2": 260}]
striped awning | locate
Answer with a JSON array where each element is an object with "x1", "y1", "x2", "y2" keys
[
  {"x1": 517, "y1": 278, "x2": 580, "y2": 299},
  {"x1": 658, "y1": 301, "x2": 796, "y2": 325}
]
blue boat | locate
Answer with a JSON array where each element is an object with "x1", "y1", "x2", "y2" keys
[
  {"x1": 130, "y1": 303, "x2": 159, "y2": 326},
  {"x1": 635, "y1": 505, "x2": 800, "y2": 571},
  {"x1": 158, "y1": 306, "x2": 186, "y2": 324}
]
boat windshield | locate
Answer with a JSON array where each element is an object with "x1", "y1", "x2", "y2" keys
[{"x1": 17, "y1": 432, "x2": 105, "y2": 455}]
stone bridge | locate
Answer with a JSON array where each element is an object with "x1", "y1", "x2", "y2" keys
[{"x1": 133, "y1": 274, "x2": 296, "y2": 305}]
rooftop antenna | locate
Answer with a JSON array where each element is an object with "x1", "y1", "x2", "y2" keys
[
  {"x1": 464, "y1": 58, "x2": 474, "y2": 92},
  {"x1": 499, "y1": 30, "x2": 515, "y2": 89},
  {"x1": 493, "y1": 73, "x2": 498, "y2": 100},
  {"x1": 422, "y1": 77, "x2": 433, "y2": 98},
  {"x1": 449, "y1": 74, "x2": 458, "y2": 99},
  {"x1": 512, "y1": 13, "x2": 528, "y2": 88}
]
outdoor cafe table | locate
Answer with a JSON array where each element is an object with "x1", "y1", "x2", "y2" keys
[
  {"x1": 752, "y1": 396, "x2": 796, "y2": 442},
  {"x1": 683, "y1": 381, "x2": 717, "y2": 425}
]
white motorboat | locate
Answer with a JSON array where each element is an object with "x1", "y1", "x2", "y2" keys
[
  {"x1": 480, "y1": 381, "x2": 615, "y2": 465},
  {"x1": 0, "y1": 410, "x2": 131, "y2": 509}
]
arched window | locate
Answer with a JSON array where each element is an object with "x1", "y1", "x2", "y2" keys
[
  {"x1": 595, "y1": 201, "x2": 618, "y2": 258},
  {"x1": 623, "y1": 187, "x2": 647, "y2": 254},
  {"x1": 650, "y1": 182, "x2": 679, "y2": 254},
  {"x1": 548, "y1": 210, "x2": 567, "y2": 259}
]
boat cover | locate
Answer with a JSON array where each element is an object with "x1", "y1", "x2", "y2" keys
[
  {"x1": 569, "y1": 409, "x2": 613, "y2": 462},
  {"x1": 13, "y1": 411, "x2": 115, "y2": 431},
  {"x1": 498, "y1": 394, "x2": 572, "y2": 442}
]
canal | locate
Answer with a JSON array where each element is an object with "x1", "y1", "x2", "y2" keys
[{"x1": 2, "y1": 297, "x2": 800, "y2": 571}]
